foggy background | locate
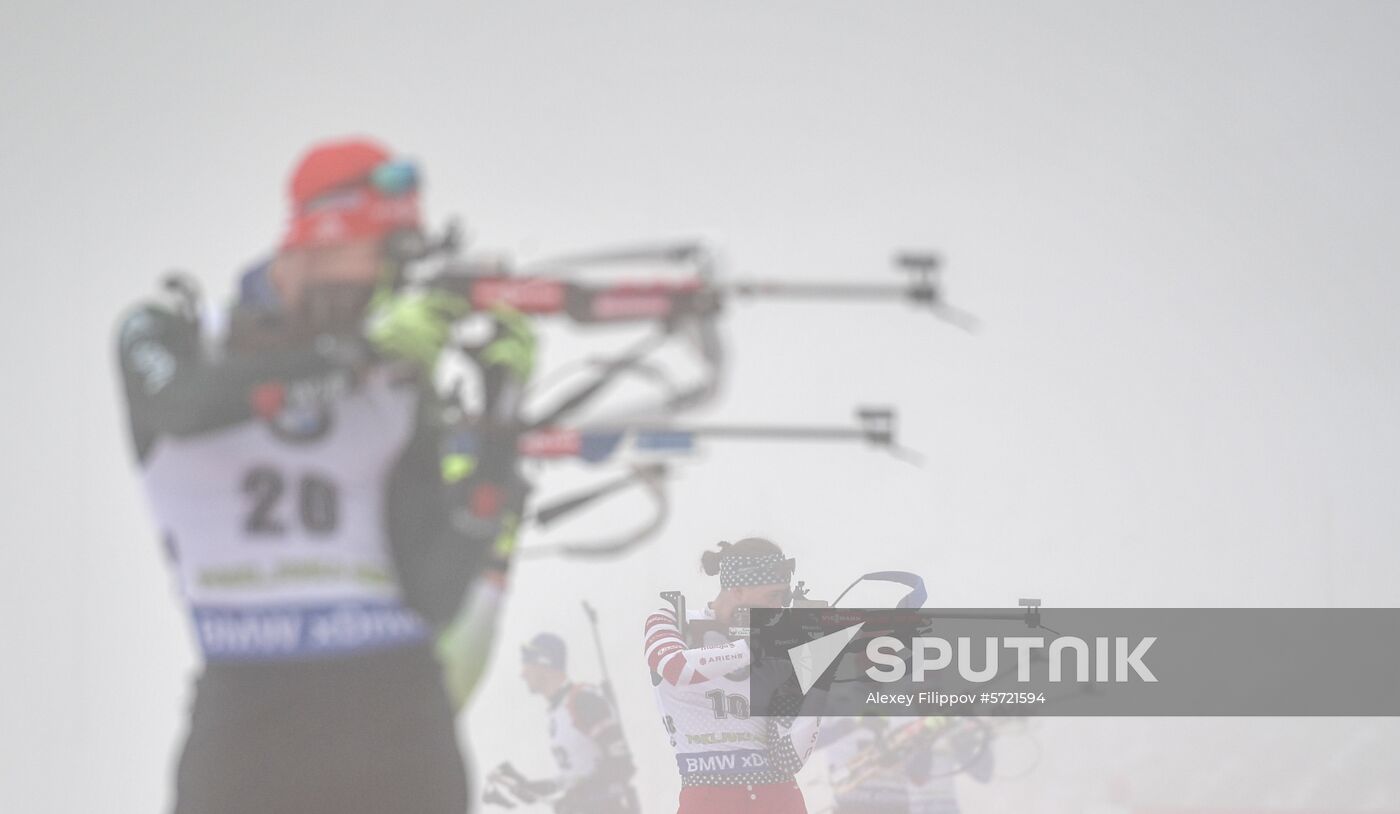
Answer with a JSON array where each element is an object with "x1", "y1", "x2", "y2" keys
[{"x1": 3, "y1": 1, "x2": 1399, "y2": 812}]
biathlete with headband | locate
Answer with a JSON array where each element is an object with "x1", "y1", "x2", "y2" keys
[{"x1": 644, "y1": 538, "x2": 825, "y2": 814}]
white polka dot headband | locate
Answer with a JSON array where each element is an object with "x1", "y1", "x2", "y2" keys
[{"x1": 719, "y1": 552, "x2": 795, "y2": 589}]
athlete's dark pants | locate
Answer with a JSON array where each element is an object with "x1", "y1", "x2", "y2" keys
[{"x1": 173, "y1": 646, "x2": 467, "y2": 814}]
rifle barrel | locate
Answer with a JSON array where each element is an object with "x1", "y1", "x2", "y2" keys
[
  {"x1": 918, "y1": 610, "x2": 1029, "y2": 621},
  {"x1": 726, "y1": 280, "x2": 934, "y2": 303},
  {"x1": 588, "y1": 423, "x2": 883, "y2": 443}
]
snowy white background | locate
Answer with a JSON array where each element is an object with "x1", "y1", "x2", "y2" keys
[{"x1": 3, "y1": 2, "x2": 1399, "y2": 811}]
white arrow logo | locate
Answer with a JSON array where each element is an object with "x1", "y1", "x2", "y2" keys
[{"x1": 788, "y1": 622, "x2": 865, "y2": 694}]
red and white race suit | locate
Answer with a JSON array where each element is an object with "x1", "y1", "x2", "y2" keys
[{"x1": 644, "y1": 604, "x2": 822, "y2": 814}]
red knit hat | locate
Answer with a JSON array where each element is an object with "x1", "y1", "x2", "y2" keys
[{"x1": 280, "y1": 138, "x2": 421, "y2": 249}]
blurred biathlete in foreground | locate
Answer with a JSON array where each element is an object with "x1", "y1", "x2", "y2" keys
[
  {"x1": 116, "y1": 138, "x2": 532, "y2": 814},
  {"x1": 482, "y1": 633, "x2": 639, "y2": 812},
  {"x1": 646, "y1": 538, "x2": 828, "y2": 814}
]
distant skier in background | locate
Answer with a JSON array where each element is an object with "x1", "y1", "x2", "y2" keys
[{"x1": 483, "y1": 632, "x2": 639, "y2": 813}]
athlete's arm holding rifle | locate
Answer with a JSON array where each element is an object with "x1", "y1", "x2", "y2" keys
[{"x1": 434, "y1": 306, "x2": 538, "y2": 710}]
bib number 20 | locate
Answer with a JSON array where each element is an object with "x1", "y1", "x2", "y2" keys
[{"x1": 243, "y1": 466, "x2": 340, "y2": 536}]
